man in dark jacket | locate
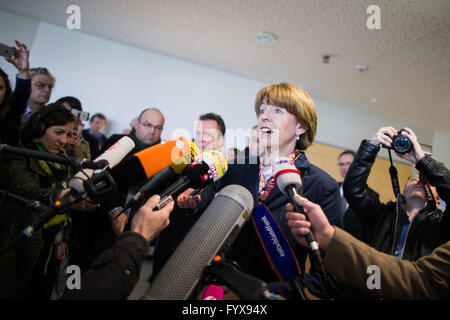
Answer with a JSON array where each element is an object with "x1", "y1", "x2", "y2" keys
[
  {"x1": 343, "y1": 126, "x2": 450, "y2": 261},
  {"x1": 63, "y1": 195, "x2": 174, "y2": 300},
  {"x1": 82, "y1": 113, "x2": 108, "y2": 159},
  {"x1": 100, "y1": 108, "x2": 165, "y2": 159},
  {"x1": 70, "y1": 108, "x2": 166, "y2": 271}
]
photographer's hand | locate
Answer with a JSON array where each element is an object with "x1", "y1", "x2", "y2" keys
[
  {"x1": 5, "y1": 40, "x2": 30, "y2": 79},
  {"x1": 370, "y1": 126, "x2": 397, "y2": 148},
  {"x1": 395, "y1": 127, "x2": 425, "y2": 164}
]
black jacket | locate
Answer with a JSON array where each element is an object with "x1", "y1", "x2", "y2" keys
[
  {"x1": 339, "y1": 181, "x2": 380, "y2": 243},
  {"x1": 63, "y1": 232, "x2": 149, "y2": 300},
  {"x1": 343, "y1": 140, "x2": 450, "y2": 261}
]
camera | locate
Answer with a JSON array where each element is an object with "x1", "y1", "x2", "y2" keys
[
  {"x1": 383, "y1": 129, "x2": 412, "y2": 154},
  {"x1": 70, "y1": 109, "x2": 90, "y2": 121}
]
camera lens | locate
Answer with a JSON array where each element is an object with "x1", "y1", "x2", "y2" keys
[{"x1": 393, "y1": 136, "x2": 412, "y2": 154}]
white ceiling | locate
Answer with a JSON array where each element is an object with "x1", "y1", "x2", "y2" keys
[{"x1": 1, "y1": 0, "x2": 449, "y2": 134}]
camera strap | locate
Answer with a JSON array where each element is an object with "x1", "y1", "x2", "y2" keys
[
  {"x1": 419, "y1": 174, "x2": 437, "y2": 210},
  {"x1": 387, "y1": 149, "x2": 401, "y2": 198}
]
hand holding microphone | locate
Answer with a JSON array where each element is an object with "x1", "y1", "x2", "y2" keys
[
  {"x1": 131, "y1": 195, "x2": 174, "y2": 242},
  {"x1": 272, "y1": 157, "x2": 325, "y2": 274},
  {"x1": 285, "y1": 194, "x2": 335, "y2": 252}
]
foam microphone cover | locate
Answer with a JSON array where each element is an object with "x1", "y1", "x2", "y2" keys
[
  {"x1": 272, "y1": 157, "x2": 302, "y2": 195},
  {"x1": 112, "y1": 137, "x2": 195, "y2": 188},
  {"x1": 142, "y1": 184, "x2": 254, "y2": 300},
  {"x1": 69, "y1": 136, "x2": 135, "y2": 193},
  {"x1": 182, "y1": 162, "x2": 212, "y2": 189}
]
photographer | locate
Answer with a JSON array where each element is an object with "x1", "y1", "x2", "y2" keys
[{"x1": 343, "y1": 126, "x2": 450, "y2": 262}]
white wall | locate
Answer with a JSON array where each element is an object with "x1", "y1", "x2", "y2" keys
[{"x1": 1, "y1": 9, "x2": 449, "y2": 165}]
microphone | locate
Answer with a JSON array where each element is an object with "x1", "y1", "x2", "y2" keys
[
  {"x1": 110, "y1": 137, "x2": 197, "y2": 191},
  {"x1": 0, "y1": 143, "x2": 109, "y2": 169},
  {"x1": 156, "y1": 150, "x2": 228, "y2": 209},
  {"x1": 201, "y1": 285, "x2": 223, "y2": 300},
  {"x1": 272, "y1": 157, "x2": 325, "y2": 275},
  {"x1": 141, "y1": 184, "x2": 254, "y2": 300},
  {"x1": 21, "y1": 137, "x2": 135, "y2": 239},
  {"x1": 68, "y1": 136, "x2": 136, "y2": 194},
  {"x1": 121, "y1": 140, "x2": 200, "y2": 211}
]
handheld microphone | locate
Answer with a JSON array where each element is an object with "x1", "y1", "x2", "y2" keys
[
  {"x1": 0, "y1": 144, "x2": 109, "y2": 169},
  {"x1": 69, "y1": 136, "x2": 136, "y2": 193},
  {"x1": 201, "y1": 285, "x2": 223, "y2": 300},
  {"x1": 141, "y1": 184, "x2": 254, "y2": 300},
  {"x1": 122, "y1": 140, "x2": 200, "y2": 211},
  {"x1": 110, "y1": 137, "x2": 196, "y2": 190},
  {"x1": 156, "y1": 150, "x2": 228, "y2": 209},
  {"x1": 272, "y1": 157, "x2": 325, "y2": 275}
]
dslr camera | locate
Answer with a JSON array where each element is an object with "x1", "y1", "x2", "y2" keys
[{"x1": 383, "y1": 129, "x2": 412, "y2": 154}]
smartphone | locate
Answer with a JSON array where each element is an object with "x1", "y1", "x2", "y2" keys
[
  {"x1": 70, "y1": 109, "x2": 90, "y2": 121},
  {"x1": 0, "y1": 42, "x2": 15, "y2": 59}
]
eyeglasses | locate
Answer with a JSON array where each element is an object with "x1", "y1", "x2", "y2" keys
[
  {"x1": 139, "y1": 120, "x2": 163, "y2": 131},
  {"x1": 338, "y1": 162, "x2": 352, "y2": 167}
]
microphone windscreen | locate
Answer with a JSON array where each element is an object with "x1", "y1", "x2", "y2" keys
[
  {"x1": 142, "y1": 184, "x2": 254, "y2": 300},
  {"x1": 272, "y1": 157, "x2": 302, "y2": 195},
  {"x1": 135, "y1": 137, "x2": 194, "y2": 178},
  {"x1": 69, "y1": 136, "x2": 135, "y2": 193},
  {"x1": 201, "y1": 285, "x2": 224, "y2": 300},
  {"x1": 170, "y1": 139, "x2": 200, "y2": 174},
  {"x1": 112, "y1": 137, "x2": 197, "y2": 188},
  {"x1": 182, "y1": 151, "x2": 228, "y2": 189}
]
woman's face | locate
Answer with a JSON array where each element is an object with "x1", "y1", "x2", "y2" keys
[
  {"x1": 257, "y1": 101, "x2": 305, "y2": 155},
  {"x1": 0, "y1": 76, "x2": 6, "y2": 105},
  {"x1": 39, "y1": 122, "x2": 75, "y2": 154}
]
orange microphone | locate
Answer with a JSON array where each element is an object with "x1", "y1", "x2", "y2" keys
[{"x1": 111, "y1": 137, "x2": 199, "y2": 190}]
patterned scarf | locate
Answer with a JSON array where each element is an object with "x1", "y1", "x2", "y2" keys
[{"x1": 257, "y1": 150, "x2": 301, "y2": 203}]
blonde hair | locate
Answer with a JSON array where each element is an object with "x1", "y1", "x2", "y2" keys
[{"x1": 254, "y1": 82, "x2": 317, "y2": 151}]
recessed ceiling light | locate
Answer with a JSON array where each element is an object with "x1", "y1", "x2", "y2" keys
[
  {"x1": 356, "y1": 65, "x2": 367, "y2": 72},
  {"x1": 370, "y1": 98, "x2": 377, "y2": 103},
  {"x1": 255, "y1": 32, "x2": 277, "y2": 45}
]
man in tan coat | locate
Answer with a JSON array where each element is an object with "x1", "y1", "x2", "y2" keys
[{"x1": 286, "y1": 194, "x2": 450, "y2": 299}]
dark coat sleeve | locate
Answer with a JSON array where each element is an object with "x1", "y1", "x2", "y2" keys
[
  {"x1": 343, "y1": 140, "x2": 391, "y2": 225},
  {"x1": 1, "y1": 77, "x2": 31, "y2": 146},
  {"x1": 63, "y1": 232, "x2": 150, "y2": 300}
]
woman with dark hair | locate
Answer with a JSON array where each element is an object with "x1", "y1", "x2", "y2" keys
[
  {"x1": 0, "y1": 104, "x2": 95, "y2": 299},
  {"x1": 0, "y1": 40, "x2": 31, "y2": 145}
]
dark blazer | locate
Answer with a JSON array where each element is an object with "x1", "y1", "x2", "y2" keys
[{"x1": 152, "y1": 153, "x2": 343, "y2": 283}]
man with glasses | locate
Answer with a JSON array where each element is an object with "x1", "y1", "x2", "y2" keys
[
  {"x1": 100, "y1": 107, "x2": 165, "y2": 159},
  {"x1": 82, "y1": 108, "x2": 165, "y2": 271},
  {"x1": 21, "y1": 67, "x2": 55, "y2": 127}
]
